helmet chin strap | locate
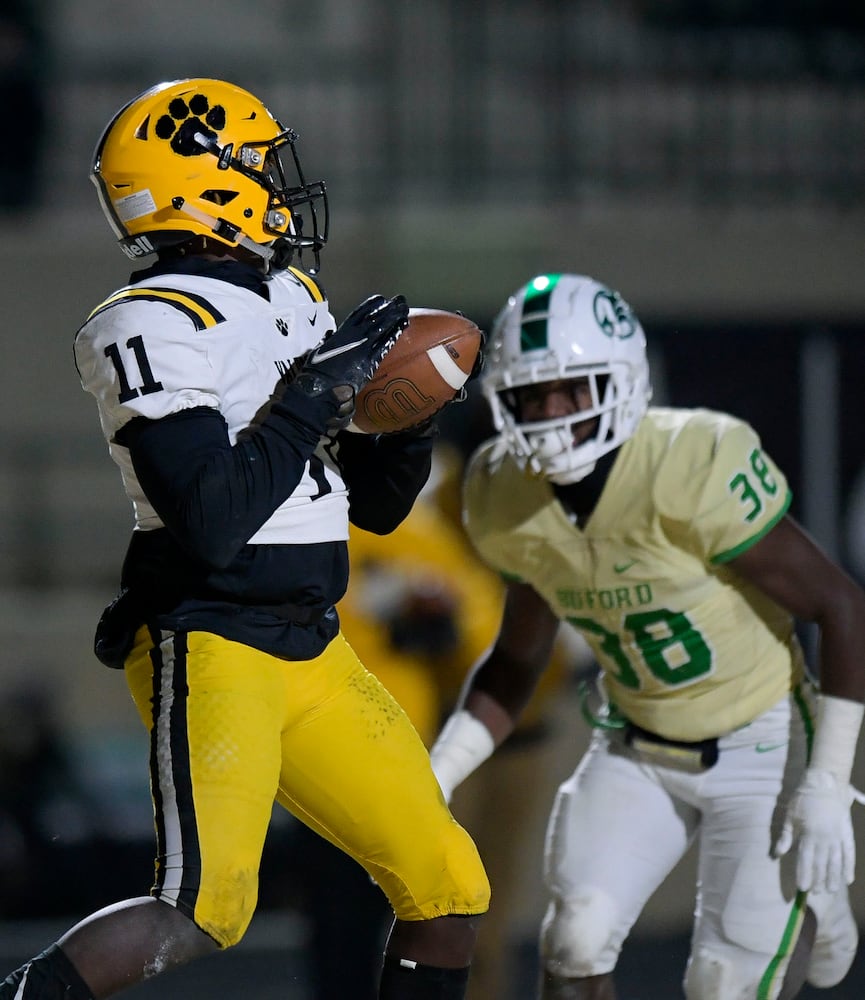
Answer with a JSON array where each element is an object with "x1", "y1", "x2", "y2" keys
[{"x1": 170, "y1": 196, "x2": 275, "y2": 264}]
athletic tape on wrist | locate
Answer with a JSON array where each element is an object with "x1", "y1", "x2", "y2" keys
[
  {"x1": 429, "y1": 709, "x2": 495, "y2": 795},
  {"x1": 811, "y1": 694, "x2": 864, "y2": 785}
]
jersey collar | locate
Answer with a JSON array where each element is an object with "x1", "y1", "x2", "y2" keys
[{"x1": 129, "y1": 255, "x2": 271, "y2": 298}]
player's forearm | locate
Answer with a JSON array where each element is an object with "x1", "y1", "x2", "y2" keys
[
  {"x1": 467, "y1": 647, "x2": 550, "y2": 731},
  {"x1": 462, "y1": 688, "x2": 520, "y2": 745},
  {"x1": 429, "y1": 660, "x2": 541, "y2": 803},
  {"x1": 813, "y1": 573, "x2": 865, "y2": 704},
  {"x1": 125, "y1": 397, "x2": 331, "y2": 568},
  {"x1": 338, "y1": 427, "x2": 435, "y2": 534},
  {"x1": 810, "y1": 694, "x2": 864, "y2": 784},
  {"x1": 807, "y1": 577, "x2": 865, "y2": 784}
]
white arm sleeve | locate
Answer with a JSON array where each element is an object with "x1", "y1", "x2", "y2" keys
[
  {"x1": 429, "y1": 709, "x2": 496, "y2": 803},
  {"x1": 811, "y1": 694, "x2": 864, "y2": 783}
]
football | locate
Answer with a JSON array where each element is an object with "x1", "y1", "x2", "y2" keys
[{"x1": 350, "y1": 308, "x2": 483, "y2": 434}]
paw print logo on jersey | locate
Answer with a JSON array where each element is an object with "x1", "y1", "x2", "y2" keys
[
  {"x1": 154, "y1": 93, "x2": 227, "y2": 157},
  {"x1": 593, "y1": 289, "x2": 638, "y2": 341}
]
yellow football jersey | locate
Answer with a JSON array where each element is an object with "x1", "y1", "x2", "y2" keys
[{"x1": 464, "y1": 407, "x2": 805, "y2": 741}]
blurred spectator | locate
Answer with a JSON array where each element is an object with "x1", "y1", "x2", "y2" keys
[
  {"x1": 0, "y1": 0, "x2": 49, "y2": 212},
  {"x1": 0, "y1": 681, "x2": 100, "y2": 917}
]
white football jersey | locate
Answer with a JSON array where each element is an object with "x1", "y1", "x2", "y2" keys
[
  {"x1": 464, "y1": 407, "x2": 805, "y2": 741},
  {"x1": 74, "y1": 266, "x2": 348, "y2": 544}
]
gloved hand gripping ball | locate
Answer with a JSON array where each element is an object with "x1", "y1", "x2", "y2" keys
[{"x1": 294, "y1": 294, "x2": 410, "y2": 425}]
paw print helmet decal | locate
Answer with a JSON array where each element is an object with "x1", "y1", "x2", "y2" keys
[{"x1": 91, "y1": 78, "x2": 329, "y2": 269}]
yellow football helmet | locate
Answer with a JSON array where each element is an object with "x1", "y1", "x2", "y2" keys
[{"x1": 91, "y1": 78, "x2": 329, "y2": 269}]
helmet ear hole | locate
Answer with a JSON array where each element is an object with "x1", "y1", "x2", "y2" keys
[{"x1": 200, "y1": 189, "x2": 238, "y2": 206}]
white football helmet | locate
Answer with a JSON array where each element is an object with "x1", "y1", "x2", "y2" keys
[{"x1": 483, "y1": 273, "x2": 652, "y2": 484}]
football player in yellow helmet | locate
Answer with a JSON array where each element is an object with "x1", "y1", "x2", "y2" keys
[
  {"x1": 429, "y1": 273, "x2": 865, "y2": 999},
  {"x1": 91, "y1": 77, "x2": 328, "y2": 271},
  {"x1": 0, "y1": 80, "x2": 488, "y2": 1000}
]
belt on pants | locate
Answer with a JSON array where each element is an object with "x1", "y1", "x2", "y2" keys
[{"x1": 623, "y1": 721, "x2": 719, "y2": 773}]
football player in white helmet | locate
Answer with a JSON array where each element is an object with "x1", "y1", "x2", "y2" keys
[
  {"x1": 482, "y1": 273, "x2": 651, "y2": 486},
  {"x1": 431, "y1": 273, "x2": 865, "y2": 999},
  {"x1": 0, "y1": 79, "x2": 489, "y2": 1000}
]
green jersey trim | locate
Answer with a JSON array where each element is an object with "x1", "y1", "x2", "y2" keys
[
  {"x1": 793, "y1": 682, "x2": 815, "y2": 762},
  {"x1": 710, "y1": 488, "x2": 792, "y2": 564}
]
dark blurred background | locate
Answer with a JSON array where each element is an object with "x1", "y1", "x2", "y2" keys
[{"x1": 0, "y1": 1, "x2": 864, "y2": 996}]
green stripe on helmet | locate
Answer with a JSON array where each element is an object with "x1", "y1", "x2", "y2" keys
[{"x1": 520, "y1": 274, "x2": 561, "y2": 352}]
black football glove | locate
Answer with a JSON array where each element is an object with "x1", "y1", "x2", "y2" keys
[{"x1": 293, "y1": 294, "x2": 409, "y2": 424}]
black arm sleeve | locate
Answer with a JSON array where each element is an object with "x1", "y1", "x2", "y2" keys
[
  {"x1": 117, "y1": 387, "x2": 337, "y2": 569},
  {"x1": 336, "y1": 427, "x2": 435, "y2": 535}
]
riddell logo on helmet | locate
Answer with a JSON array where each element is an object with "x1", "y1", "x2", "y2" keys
[{"x1": 120, "y1": 236, "x2": 156, "y2": 260}]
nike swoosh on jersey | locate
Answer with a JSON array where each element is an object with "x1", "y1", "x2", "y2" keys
[
  {"x1": 755, "y1": 741, "x2": 787, "y2": 753},
  {"x1": 614, "y1": 559, "x2": 638, "y2": 573},
  {"x1": 310, "y1": 339, "x2": 366, "y2": 363}
]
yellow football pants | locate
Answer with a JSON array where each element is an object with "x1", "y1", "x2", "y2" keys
[{"x1": 124, "y1": 627, "x2": 489, "y2": 947}]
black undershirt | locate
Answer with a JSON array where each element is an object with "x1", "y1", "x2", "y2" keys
[{"x1": 552, "y1": 448, "x2": 621, "y2": 527}]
